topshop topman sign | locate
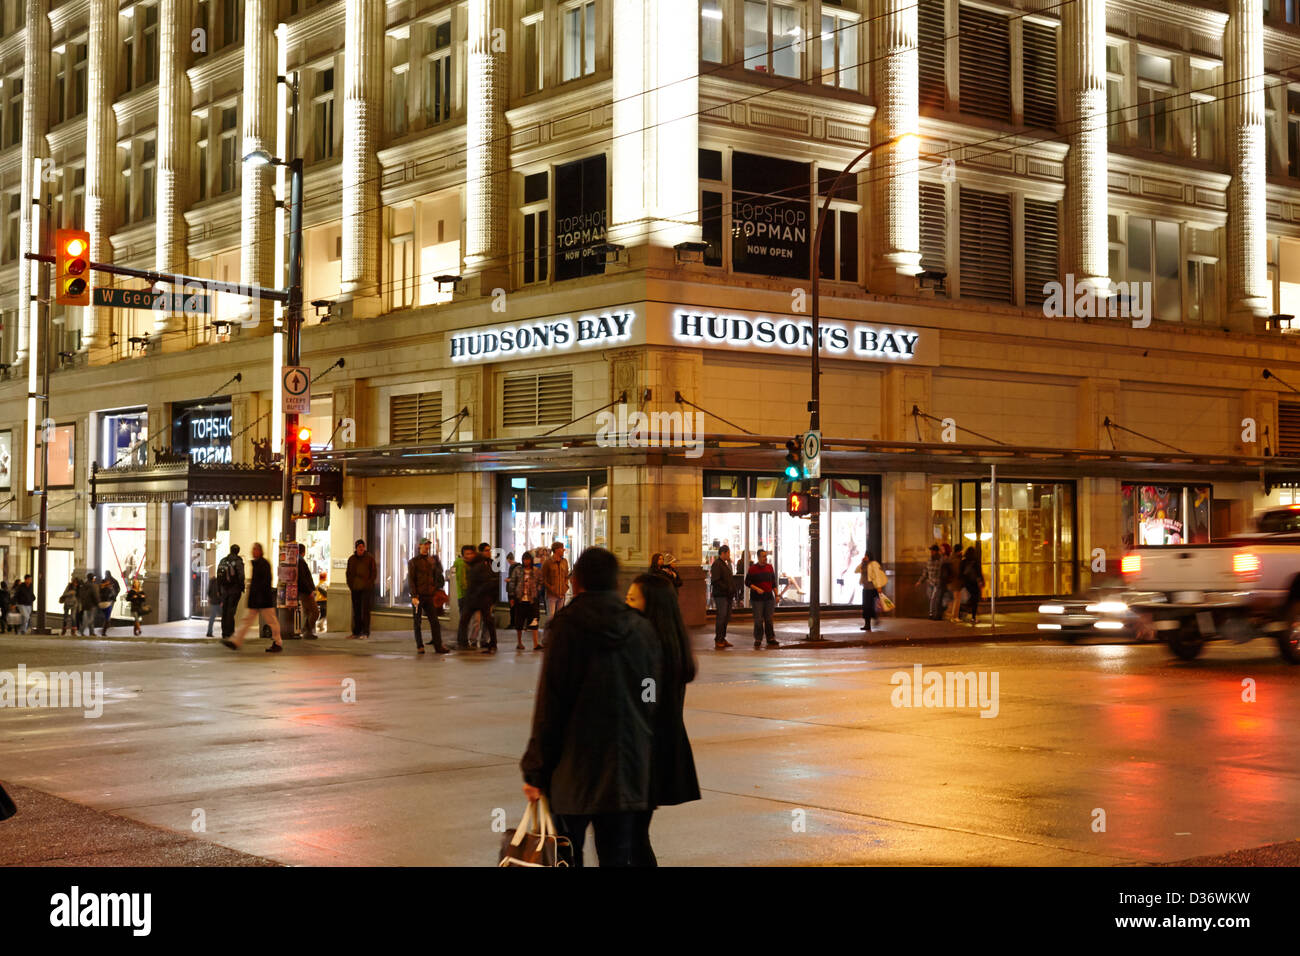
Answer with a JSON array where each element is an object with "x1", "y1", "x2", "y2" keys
[
  {"x1": 449, "y1": 310, "x2": 635, "y2": 363},
  {"x1": 671, "y1": 309, "x2": 923, "y2": 361}
]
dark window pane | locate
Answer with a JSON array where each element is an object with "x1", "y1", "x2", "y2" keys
[
  {"x1": 840, "y1": 210, "x2": 858, "y2": 282},
  {"x1": 702, "y1": 190, "x2": 723, "y2": 266},
  {"x1": 524, "y1": 171, "x2": 548, "y2": 204},
  {"x1": 699, "y1": 148, "x2": 723, "y2": 181}
]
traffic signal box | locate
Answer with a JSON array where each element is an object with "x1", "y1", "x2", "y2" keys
[
  {"x1": 55, "y1": 229, "x2": 91, "y2": 306},
  {"x1": 786, "y1": 488, "x2": 814, "y2": 518}
]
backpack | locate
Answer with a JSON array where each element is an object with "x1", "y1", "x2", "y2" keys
[{"x1": 217, "y1": 557, "x2": 238, "y2": 589}]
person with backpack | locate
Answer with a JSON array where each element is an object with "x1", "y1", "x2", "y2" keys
[
  {"x1": 58, "y1": 576, "x2": 80, "y2": 635},
  {"x1": 216, "y1": 545, "x2": 245, "y2": 639}
]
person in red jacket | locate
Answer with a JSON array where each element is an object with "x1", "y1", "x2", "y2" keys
[{"x1": 744, "y1": 549, "x2": 780, "y2": 649}]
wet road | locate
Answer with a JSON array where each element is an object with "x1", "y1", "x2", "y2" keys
[{"x1": 1, "y1": 633, "x2": 1298, "y2": 866}]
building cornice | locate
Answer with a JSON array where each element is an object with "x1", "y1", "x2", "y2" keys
[
  {"x1": 46, "y1": 116, "x2": 88, "y2": 157},
  {"x1": 699, "y1": 74, "x2": 873, "y2": 152},
  {"x1": 49, "y1": 0, "x2": 89, "y2": 34},
  {"x1": 186, "y1": 41, "x2": 246, "y2": 95},
  {"x1": 378, "y1": 123, "x2": 467, "y2": 206},
  {"x1": 112, "y1": 83, "x2": 161, "y2": 131}
]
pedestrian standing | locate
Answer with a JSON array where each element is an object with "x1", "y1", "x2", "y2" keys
[
  {"x1": 58, "y1": 577, "x2": 79, "y2": 635},
  {"x1": 407, "y1": 538, "x2": 449, "y2": 655},
  {"x1": 97, "y1": 573, "x2": 120, "y2": 637},
  {"x1": 345, "y1": 539, "x2": 376, "y2": 639},
  {"x1": 918, "y1": 545, "x2": 944, "y2": 620},
  {"x1": 126, "y1": 577, "x2": 148, "y2": 636},
  {"x1": 744, "y1": 549, "x2": 779, "y2": 649},
  {"x1": 960, "y1": 547, "x2": 986, "y2": 625},
  {"x1": 78, "y1": 573, "x2": 98, "y2": 636},
  {"x1": 216, "y1": 545, "x2": 245, "y2": 638},
  {"x1": 15, "y1": 574, "x2": 35, "y2": 634},
  {"x1": 854, "y1": 551, "x2": 888, "y2": 632},
  {"x1": 205, "y1": 575, "x2": 222, "y2": 637},
  {"x1": 710, "y1": 545, "x2": 736, "y2": 649},
  {"x1": 471, "y1": 542, "x2": 500, "y2": 654},
  {"x1": 296, "y1": 543, "x2": 318, "y2": 640},
  {"x1": 520, "y1": 547, "x2": 662, "y2": 867},
  {"x1": 314, "y1": 572, "x2": 329, "y2": 632},
  {"x1": 224, "y1": 543, "x2": 283, "y2": 652},
  {"x1": 510, "y1": 551, "x2": 543, "y2": 651},
  {"x1": 541, "y1": 541, "x2": 570, "y2": 621},
  {"x1": 451, "y1": 544, "x2": 475, "y2": 648},
  {"x1": 626, "y1": 573, "x2": 700, "y2": 864}
]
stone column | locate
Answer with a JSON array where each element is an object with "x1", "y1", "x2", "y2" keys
[
  {"x1": 154, "y1": 0, "x2": 192, "y2": 336},
  {"x1": 609, "y1": 0, "x2": 699, "y2": 256},
  {"x1": 1225, "y1": 0, "x2": 1269, "y2": 331},
  {"x1": 868, "y1": 0, "x2": 921, "y2": 293},
  {"x1": 240, "y1": 0, "x2": 277, "y2": 333},
  {"x1": 17, "y1": 0, "x2": 50, "y2": 365},
  {"x1": 1063, "y1": 0, "x2": 1109, "y2": 297},
  {"x1": 83, "y1": 0, "x2": 117, "y2": 353},
  {"x1": 341, "y1": 0, "x2": 384, "y2": 316},
  {"x1": 465, "y1": 0, "x2": 511, "y2": 292}
]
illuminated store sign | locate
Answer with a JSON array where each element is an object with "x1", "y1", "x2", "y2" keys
[
  {"x1": 450, "y1": 310, "x2": 635, "y2": 363},
  {"x1": 172, "y1": 399, "x2": 233, "y2": 464},
  {"x1": 672, "y1": 309, "x2": 921, "y2": 360}
]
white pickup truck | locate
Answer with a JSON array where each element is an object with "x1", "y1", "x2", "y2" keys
[{"x1": 1121, "y1": 506, "x2": 1300, "y2": 663}]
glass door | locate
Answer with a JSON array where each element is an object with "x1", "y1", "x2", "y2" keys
[{"x1": 188, "y1": 503, "x2": 230, "y2": 618}]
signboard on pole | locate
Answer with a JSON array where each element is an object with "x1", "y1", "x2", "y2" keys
[
  {"x1": 282, "y1": 365, "x2": 311, "y2": 414},
  {"x1": 92, "y1": 286, "x2": 211, "y2": 313},
  {"x1": 802, "y1": 429, "x2": 822, "y2": 479},
  {"x1": 278, "y1": 543, "x2": 298, "y2": 609}
]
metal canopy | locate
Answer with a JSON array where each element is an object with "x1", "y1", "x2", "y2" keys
[
  {"x1": 315, "y1": 433, "x2": 1300, "y2": 485},
  {"x1": 90, "y1": 461, "x2": 284, "y2": 507}
]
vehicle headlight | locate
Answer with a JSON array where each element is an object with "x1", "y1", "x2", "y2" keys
[
  {"x1": 1038, "y1": 604, "x2": 1065, "y2": 615},
  {"x1": 1085, "y1": 601, "x2": 1128, "y2": 615}
]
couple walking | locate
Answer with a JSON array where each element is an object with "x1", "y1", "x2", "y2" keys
[{"x1": 519, "y1": 547, "x2": 698, "y2": 866}]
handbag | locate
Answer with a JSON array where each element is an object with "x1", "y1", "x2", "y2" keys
[
  {"x1": 5, "y1": 611, "x2": 21, "y2": 627},
  {"x1": 432, "y1": 589, "x2": 449, "y2": 610},
  {"x1": 97, "y1": 601, "x2": 111, "y2": 610},
  {"x1": 499, "y1": 796, "x2": 573, "y2": 868}
]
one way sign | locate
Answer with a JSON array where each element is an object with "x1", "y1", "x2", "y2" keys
[{"x1": 282, "y1": 366, "x2": 311, "y2": 414}]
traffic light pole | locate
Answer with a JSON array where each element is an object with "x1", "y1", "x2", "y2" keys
[
  {"x1": 35, "y1": 182, "x2": 52, "y2": 634},
  {"x1": 278, "y1": 158, "x2": 305, "y2": 641}
]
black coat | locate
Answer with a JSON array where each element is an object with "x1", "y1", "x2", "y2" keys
[
  {"x1": 647, "y1": 623, "x2": 701, "y2": 808},
  {"x1": 467, "y1": 554, "x2": 496, "y2": 610},
  {"x1": 247, "y1": 557, "x2": 276, "y2": 609},
  {"x1": 521, "y1": 590, "x2": 663, "y2": 815}
]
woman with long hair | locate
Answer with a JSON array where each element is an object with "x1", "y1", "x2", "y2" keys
[{"x1": 626, "y1": 572, "x2": 701, "y2": 865}]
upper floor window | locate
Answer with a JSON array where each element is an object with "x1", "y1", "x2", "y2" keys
[
  {"x1": 1288, "y1": 88, "x2": 1300, "y2": 177},
  {"x1": 142, "y1": 4, "x2": 160, "y2": 83},
  {"x1": 1021, "y1": 21, "x2": 1057, "y2": 130},
  {"x1": 219, "y1": 105, "x2": 239, "y2": 193},
  {"x1": 521, "y1": 170, "x2": 550, "y2": 286},
  {"x1": 522, "y1": 0, "x2": 545, "y2": 93},
  {"x1": 819, "y1": 2, "x2": 859, "y2": 91},
  {"x1": 561, "y1": 0, "x2": 596, "y2": 82},
  {"x1": 744, "y1": 0, "x2": 802, "y2": 78},
  {"x1": 1105, "y1": 44, "x2": 1125, "y2": 145},
  {"x1": 72, "y1": 42, "x2": 88, "y2": 118},
  {"x1": 388, "y1": 32, "x2": 410, "y2": 137},
  {"x1": 958, "y1": 4, "x2": 1011, "y2": 122},
  {"x1": 1189, "y1": 65, "x2": 1222, "y2": 163},
  {"x1": 4, "y1": 75, "x2": 22, "y2": 147},
  {"x1": 311, "y1": 66, "x2": 336, "y2": 161},
  {"x1": 222, "y1": 0, "x2": 245, "y2": 50},
  {"x1": 422, "y1": 19, "x2": 453, "y2": 126},
  {"x1": 2, "y1": 192, "x2": 20, "y2": 263},
  {"x1": 1136, "y1": 52, "x2": 1173, "y2": 153},
  {"x1": 53, "y1": 47, "x2": 68, "y2": 125},
  {"x1": 140, "y1": 136, "x2": 157, "y2": 219},
  {"x1": 701, "y1": 0, "x2": 723, "y2": 64}
]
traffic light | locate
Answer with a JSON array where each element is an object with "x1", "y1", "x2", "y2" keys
[
  {"x1": 294, "y1": 426, "x2": 312, "y2": 473},
  {"x1": 55, "y1": 229, "x2": 91, "y2": 306},
  {"x1": 786, "y1": 489, "x2": 813, "y2": 517},
  {"x1": 293, "y1": 490, "x2": 327, "y2": 518},
  {"x1": 783, "y1": 436, "x2": 803, "y2": 480}
]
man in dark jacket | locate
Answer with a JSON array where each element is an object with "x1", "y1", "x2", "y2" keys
[
  {"x1": 13, "y1": 575, "x2": 35, "y2": 634},
  {"x1": 223, "y1": 542, "x2": 282, "y2": 652},
  {"x1": 407, "y1": 538, "x2": 448, "y2": 655},
  {"x1": 216, "y1": 545, "x2": 245, "y2": 638},
  {"x1": 471, "y1": 542, "x2": 500, "y2": 654},
  {"x1": 295, "y1": 543, "x2": 318, "y2": 640},
  {"x1": 345, "y1": 539, "x2": 377, "y2": 639},
  {"x1": 520, "y1": 547, "x2": 662, "y2": 867},
  {"x1": 710, "y1": 545, "x2": 736, "y2": 649},
  {"x1": 77, "y1": 574, "x2": 98, "y2": 636}
]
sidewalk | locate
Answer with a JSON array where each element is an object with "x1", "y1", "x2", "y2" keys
[{"x1": 20, "y1": 608, "x2": 1045, "y2": 649}]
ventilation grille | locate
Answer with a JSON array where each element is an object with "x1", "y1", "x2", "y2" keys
[
  {"x1": 959, "y1": 4, "x2": 1011, "y2": 122},
  {"x1": 919, "y1": 182, "x2": 947, "y2": 275},
  {"x1": 1023, "y1": 198, "x2": 1060, "y2": 308},
  {"x1": 1022, "y1": 21, "x2": 1057, "y2": 130},
  {"x1": 1279, "y1": 403, "x2": 1300, "y2": 457},
  {"x1": 919, "y1": 0, "x2": 946, "y2": 110},
  {"x1": 503, "y1": 371, "x2": 573, "y2": 428},
  {"x1": 959, "y1": 187, "x2": 1012, "y2": 303},
  {"x1": 390, "y1": 392, "x2": 444, "y2": 444}
]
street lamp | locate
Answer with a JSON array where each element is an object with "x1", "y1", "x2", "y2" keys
[
  {"x1": 243, "y1": 148, "x2": 305, "y2": 638},
  {"x1": 806, "y1": 131, "x2": 917, "y2": 643}
]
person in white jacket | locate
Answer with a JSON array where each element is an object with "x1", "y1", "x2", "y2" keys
[{"x1": 854, "y1": 552, "x2": 888, "y2": 632}]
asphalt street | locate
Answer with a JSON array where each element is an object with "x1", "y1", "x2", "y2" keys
[{"x1": 2, "y1": 621, "x2": 1298, "y2": 866}]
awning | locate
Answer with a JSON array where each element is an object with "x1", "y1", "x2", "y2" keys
[
  {"x1": 316, "y1": 434, "x2": 1300, "y2": 486},
  {"x1": 90, "y1": 461, "x2": 284, "y2": 507}
]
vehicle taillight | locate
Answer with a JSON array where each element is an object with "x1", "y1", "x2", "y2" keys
[
  {"x1": 1121, "y1": 553, "x2": 1141, "y2": 576},
  {"x1": 1233, "y1": 551, "x2": 1261, "y2": 576}
]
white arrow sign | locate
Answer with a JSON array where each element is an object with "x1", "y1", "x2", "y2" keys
[
  {"x1": 802, "y1": 430, "x2": 821, "y2": 479},
  {"x1": 283, "y1": 365, "x2": 311, "y2": 414}
]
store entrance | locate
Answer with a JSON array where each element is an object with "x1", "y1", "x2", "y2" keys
[
  {"x1": 188, "y1": 503, "x2": 230, "y2": 619},
  {"x1": 498, "y1": 471, "x2": 609, "y2": 570}
]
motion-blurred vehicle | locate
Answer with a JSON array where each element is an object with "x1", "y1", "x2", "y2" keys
[
  {"x1": 1037, "y1": 588, "x2": 1151, "y2": 643},
  {"x1": 1121, "y1": 505, "x2": 1300, "y2": 663}
]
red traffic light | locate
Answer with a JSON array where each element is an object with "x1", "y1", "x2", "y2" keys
[
  {"x1": 296, "y1": 426, "x2": 312, "y2": 443},
  {"x1": 786, "y1": 490, "x2": 813, "y2": 517},
  {"x1": 55, "y1": 228, "x2": 91, "y2": 306}
]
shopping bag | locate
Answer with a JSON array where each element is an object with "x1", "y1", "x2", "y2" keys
[
  {"x1": 879, "y1": 594, "x2": 896, "y2": 614},
  {"x1": 499, "y1": 796, "x2": 573, "y2": 868}
]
